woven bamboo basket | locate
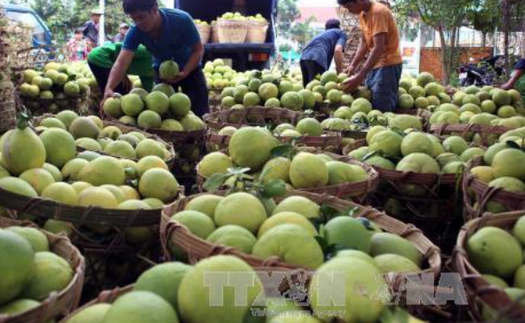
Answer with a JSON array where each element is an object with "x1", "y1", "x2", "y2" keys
[
  {"x1": 211, "y1": 22, "x2": 219, "y2": 43},
  {"x1": 0, "y1": 217, "x2": 85, "y2": 323},
  {"x1": 196, "y1": 150, "x2": 379, "y2": 202},
  {"x1": 463, "y1": 156, "x2": 525, "y2": 221},
  {"x1": 216, "y1": 20, "x2": 248, "y2": 43},
  {"x1": 33, "y1": 114, "x2": 177, "y2": 168},
  {"x1": 204, "y1": 106, "x2": 303, "y2": 130},
  {"x1": 429, "y1": 123, "x2": 508, "y2": 146},
  {"x1": 160, "y1": 190, "x2": 442, "y2": 292},
  {"x1": 246, "y1": 21, "x2": 268, "y2": 43},
  {"x1": 453, "y1": 211, "x2": 525, "y2": 321},
  {"x1": 196, "y1": 24, "x2": 211, "y2": 44}
]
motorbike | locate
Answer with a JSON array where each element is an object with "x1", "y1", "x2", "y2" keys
[{"x1": 458, "y1": 55, "x2": 506, "y2": 87}]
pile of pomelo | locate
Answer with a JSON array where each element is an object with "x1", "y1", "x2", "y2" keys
[
  {"x1": 204, "y1": 58, "x2": 239, "y2": 91},
  {"x1": 19, "y1": 62, "x2": 95, "y2": 113},
  {"x1": 0, "y1": 225, "x2": 76, "y2": 317},
  {"x1": 34, "y1": 110, "x2": 174, "y2": 162},
  {"x1": 103, "y1": 83, "x2": 205, "y2": 132},
  {"x1": 198, "y1": 126, "x2": 370, "y2": 192},
  {"x1": 0, "y1": 115, "x2": 180, "y2": 212}
]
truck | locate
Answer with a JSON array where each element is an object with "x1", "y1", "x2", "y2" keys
[
  {"x1": 175, "y1": 0, "x2": 277, "y2": 71},
  {"x1": 3, "y1": 4, "x2": 53, "y2": 51}
]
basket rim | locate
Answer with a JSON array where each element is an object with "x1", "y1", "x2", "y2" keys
[
  {"x1": 160, "y1": 190, "x2": 441, "y2": 278},
  {"x1": 0, "y1": 217, "x2": 85, "y2": 323},
  {"x1": 453, "y1": 211, "x2": 525, "y2": 320}
]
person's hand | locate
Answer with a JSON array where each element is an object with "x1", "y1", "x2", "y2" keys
[
  {"x1": 122, "y1": 77, "x2": 133, "y2": 93},
  {"x1": 500, "y1": 81, "x2": 513, "y2": 90},
  {"x1": 160, "y1": 71, "x2": 188, "y2": 84},
  {"x1": 341, "y1": 74, "x2": 364, "y2": 93},
  {"x1": 345, "y1": 65, "x2": 356, "y2": 76},
  {"x1": 100, "y1": 89, "x2": 115, "y2": 117}
]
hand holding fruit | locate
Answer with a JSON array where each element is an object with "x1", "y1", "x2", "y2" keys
[
  {"x1": 341, "y1": 74, "x2": 364, "y2": 93},
  {"x1": 160, "y1": 70, "x2": 188, "y2": 85}
]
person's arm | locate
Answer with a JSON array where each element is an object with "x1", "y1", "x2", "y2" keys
[
  {"x1": 346, "y1": 35, "x2": 368, "y2": 75},
  {"x1": 334, "y1": 44, "x2": 344, "y2": 74},
  {"x1": 342, "y1": 33, "x2": 386, "y2": 92},
  {"x1": 100, "y1": 49, "x2": 135, "y2": 111},
  {"x1": 501, "y1": 68, "x2": 524, "y2": 90}
]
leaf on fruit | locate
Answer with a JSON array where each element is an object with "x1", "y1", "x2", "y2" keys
[
  {"x1": 203, "y1": 173, "x2": 230, "y2": 192},
  {"x1": 261, "y1": 179, "x2": 287, "y2": 198},
  {"x1": 320, "y1": 203, "x2": 342, "y2": 222},
  {"x1": 505, "y1": 140, "x2": 521, "y2": 150},
  {"x1": 271, "y1": 144, "x2": 294, "y2": 158}
]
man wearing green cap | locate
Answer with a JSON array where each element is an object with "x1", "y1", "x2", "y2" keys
[{"x1": 88, "y1": 43, "x2": 154, "y2": 95}]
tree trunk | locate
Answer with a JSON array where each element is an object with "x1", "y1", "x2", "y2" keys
[
  {"x1": 482, "y1": 32, "x2": 487, "y2": 48},
  {"x1": 438, "y1": 26, "x2": 449, "y2": 85},
  {"x1": 503, "y1": 0, "x2": 511, "y2": 74}
]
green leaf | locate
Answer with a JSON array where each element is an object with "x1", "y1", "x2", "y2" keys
[
  {"x1": 378, "y1": 307, "x2": 411, "y2": 323},
  {"x1": 362, "y1": 150, "x2": 379, "y2": 161},
  {"x1": 357, "y1": 217, "x2": 375, "y2": 231},
  {"x1": 309, "y1": 218, "x2": 325, "y2": 232},
  {"x1": 17, "y1": 108, "x2": 32, "y2": 130},
  {"x1": 505, "y1": 140, "x2": 522, "y2": 150},
  {"x1": 270, "y1": 144, "x2": 294, "y2": 158},
  {"x1": 203, "y1": 173, "x2": 230, "y2": 192},
  {"x1": 261, "y1": 179, "x2": 287, "y2": 198},
  {"x1": 320, "y1": 203, "x2": 342, "y2": 222}
]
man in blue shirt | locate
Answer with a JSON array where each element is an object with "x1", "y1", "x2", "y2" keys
[
  {"x1": 502, "y1": 58, "x2": 525, "y2": 90},
  {"x1": 300, "y1": 19, "x2": 347, "y2": 87},
  {"x1": 101, "y1": 0, "x2": 209, "y2": 117}
]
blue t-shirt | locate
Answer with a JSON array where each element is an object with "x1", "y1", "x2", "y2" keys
[
  {"x1": 516, "y1": 58, "x2": 525, "y2": 70},
  {"x1": 123, "y1": 8, "x2": 200, "y2": 70},
  {"x1": 301, "y1": 29, "x2": 347, "y2": 70}
]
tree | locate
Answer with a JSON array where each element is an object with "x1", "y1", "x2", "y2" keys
[
  {"x1": 290, "y1": 16, "x2": 318, "y2": 51},
  {"x1": 31, "y1": 0, "x2": 74, "y2": 45},
  {"x1": 276, "y1": 0, "x2": 300, "y2": 36},
  {"x1": 394, "y1": 0, "x2": 476, "y2": 85}
]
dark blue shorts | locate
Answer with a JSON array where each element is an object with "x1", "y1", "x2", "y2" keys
[
  {"x1": 516, "y1": 59, "x2": 525, "y2": 70},
  {"x1": 365, "y1": 63, "x2": 402, "y2": 112}
]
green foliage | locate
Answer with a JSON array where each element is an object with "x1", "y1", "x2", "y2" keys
[
  {"x1": 290, "y1": 16, "x2": 320, "y2": 51},
  {"x1": 276, "y1": 0, "x2": 300, "y2": 33}
]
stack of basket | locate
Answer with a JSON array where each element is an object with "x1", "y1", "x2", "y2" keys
[
  {"x1": 0, "y1": 5, "x2": 16, "y2": 133},
  {"x1": 216, "y1": 18, "x2": 248, "y2": 44},
  {"x1": 6, "y1": 19, "x2": 34, "y2": 86},
  {"x1": 246, "y1": 20, "x2": 268, "y2": 43}
]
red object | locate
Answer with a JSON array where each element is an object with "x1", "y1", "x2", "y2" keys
[{"x1": 296, "y1": 6, "x2": 339, "y2": 24}]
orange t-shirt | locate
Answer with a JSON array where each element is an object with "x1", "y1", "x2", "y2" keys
[{"x1": 359, "y1": 2, "x2": 403, "y2": 69}]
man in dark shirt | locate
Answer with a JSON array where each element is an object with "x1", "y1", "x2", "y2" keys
[
  {"x1": 502, "y1": 59, "x2": 525, "y2": 90},
  {"x1": 300, "y1": 19, "x2": 347, "y2": 87},
  {"x1": 82, "y1": 9, "x2": 102, "y2": 47},
  {"x1": 101, "y1": 0, "x2": 209, "y2": 117},
  {"x1": 113, "y1": 23, "x2": 129, "y2": 43}
]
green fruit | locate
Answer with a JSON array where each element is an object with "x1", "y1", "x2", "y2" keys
[
  {"x1": 145, "y1": 91, "x2": 169, "y2": 115},
  {"x1": 78, "y1": 187, "x2": 119, "y2": 209},
  {"x1": 409, "y1": 86, "x2": 425, "y2": 99},
  {"x1": 273, "y1": 196, "x2": 320, "y2": 219},
  {"x1": 2, "y1": 127, "x2": 46, "y2": 175},
  {"x1": 388, "y1": 114, "x2": 423, "y2": 131},
  {"x1": 184, "y1": 194, "x2": 223, "y2": 220},
  {"x1": 370, "y1": 232, "x2": 422, "y2": 267},
  {"x1": 40, "y1": 117, "x2": 66, "y2": 130},
  {"x1": 66, "y1": 303, "x2": 111, "y2": 323},
  {"x1": 61, "y1": 158, "x2": 89, "y2": 181},
  {"x1": 137, "y1": 110, "x2": 162, "y2": 129},
  {"x1": 258, "y1": 211, "x2": 317, "y2": 238},
  {"x1": 159, "y1": 60, "x2": 180, "y2": 79},
  {"x1": 289, "y1": 152, "x2": 329, "y2": 189},
  {"x1": 0, "y1": 230, "x2": 35, "y2": 305},
  {"x1": 206, "y1": 225, "x2": 257, "y2": 253},
  {"x1": 21, "y1": 251, "x2": 73, "y2": 301},
  {"x1": 214, "y1": 192, "x2": 267, "y2": 233},
  {"x1": 351, "y1": 98, "x2": 372, "y2": 114},
  {"x1": 398, "y1": 94, "x2": 414, "y2": 109},
  {"x1": 260, "y1": 157, "x2": 291, "y2": 184},
  {"x1": 0, "y1": 299, "x2": 40, "y2": 316},
  {"x1": 417, "y1": 72, "x2": 435, "y2": 87},
  {"x1": 41, "y1": 182, "x2": 78, "y2": 206},
  {"x1": 514, "y1": 264, "x2": 525, "y2": 289},
  {"x1": 103, "y1": 97, "x2": 123, "y2": 118},
  {"x1": 400, "y1": 132, "x2": 433, "y2": 156},
  {"x1": 467, "y1": 227, "x2": 522, "y2": 279},
  {"x1": 229, "y1": 127, "x2": 279, "y2": 171},
  {"x1": 492, "y1": 89, "x2": 512, "y2": 106},
  {"x1": 76, "y1": 138, "x2": 102, "y2": 151},
  {"x1": 369, "y1": 130, "x2": 403, "y2": 157},
  {"x1": 325, "y1": 161, "x2": 368, "y2": 185},
  {"x1": 139, "y1": 168, "x2": 179, "y2": 202},
  {"x1": 0, "y1": 176, "x2": 38, "y2": 197},
  {"x1": 79, "y1": 156, "x2": 125, "y2": 186},
  {"x1": 160, "y1": 119, "x2": 183, "y2": 131},
  {"x1": 135, "y1": 139, "x2": 167, "y2": 159},
  {"x1": 442, "y1": 136, "x2": 469, "y2": 155},
  {"x1": 309, "y1": 257, "x2": 388, "y2": 323},
  {"x1": 19, "y1": 168, "x2": 55, "y2": 195},
  {"x1": 104, "y1": 140, "x2": 136, "y2": 159},
  {"x1": 374, "y1": 254, "x2": 420, "y2": 273},
  {"x1": 252, "y1": 224, "x2": 324, "y2": 268},
  {"x1": 169, "y1": 93, "x2": 191, "y2": 117},
  {"x1": 482, "y1": 274, "x2": 508, "y2": 288},
  {"x1": 335, "y1": 249, "x2": 378, "y2": 267},
  {"x1": 296, "y1": 118, "x2": 322, "y2": 136},
  {"x1": 492, "y1": 149, "x2": 525, "y2": 181},
  {"x1": 280, "y1": 92, "x2": 304, "y2": 111},
  {"x1": 258, "y1": 83, "x2": 279, "y2": 101},
  {"x1": 136, "y1": 156, "x2": 168, "y2": 177},
  {"x1": 513, "y1": 216, "x2": 525, "y2": 245},
  {"x1": 243, "y1": 92, "x2": 261, "y2": 106},
  {"x1": 198, "y1": 152, "x2": 233, "y2": 178},
  {"x1": 102, "y1": 291, "x2": 179, "y2": 323},
  {"x1": 323, "y1": 216, "x2": 371, "y2": 253},
  {"x1": 484, "y1": 143, "x2": 509, "y2": 165},
  {"x1": 152, "y1": 83, "x2": 176, "y2": 97},
  {"x1": 460, "y1": 147, "x2": 485, "y2": 162},
  {"x1": 69, "y1": 117, "x2": 100, "y2": 139},
  {"x1": 121, "y1": 93, "x2": 145, "y2": 117}
]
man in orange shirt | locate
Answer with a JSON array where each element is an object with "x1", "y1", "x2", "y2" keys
[{"x1": 339, "y1": 0, "x2": 403, "y2": 112}]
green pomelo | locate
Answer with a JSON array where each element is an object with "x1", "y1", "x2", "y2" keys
[
  {"x1": 145, "y1": 91, "x2": 169, "y2": 115},
  {"x1": 169, "y1": 93, "x2": 191, "y2": 118},
  {"x1": 289, "y1": 152, "x2": 329, "y2": 189},
  {"x1": 296, "y1": 118, "x2": 322, "y2": 136},
  {"x1": 260, "y1": 157, "x2": 291, "y2": 184},
  {"x1": 184, "y1": 194, "x2": 223, "y2": 220},
  {"x1": 309, "y1": 257, "x2": 388, "y2": 323},
  {"x1": 61, "y1": 158, "x2": 89, "y2": 181},
  {"x1": 206, "y1": 225, "x2": 257, "y2": 253},
  {"x1": 121, "y1": 93, "x2": 145, "y2": 117},
  {"x1": 134, "y1": 262, "x2": 191, "y2": 310},
  {"x1": 103, "y1": 97, "x2": 123, "y2": 118},
  {"x1": 102, "y1": 291, "x2": 178, "y2": 323},
  {"x1": 258, "y1": 211, "x2": 317, "y2": 238},
  {"x1": 21, "y1": 251, "x2": 73, "y2": 301},
  {"x1": 442, "y1": 136, "x2": 469, "y2": 155},
  {"x1": 137, "y1": 110, "x2": 162, "y2": 129},
  {"x1": 41, "y1": 182, "x2": 78, "y2": 206},
  {"x1": 467, "y1": 227, "x2": 522, "y2": 279},
  {"x1": 40, "y1": 117, "x2": 65, "y2": 130},
  {"x1": 370, "y1": 232, "x2": 422, "y2": 267},
  {"x1": 326, "y1": 161, "x2": 368, "y2": 185},
  {"x1": 19, "y1": 168, "x2": 55, "y2": 195},
  {"x1": 103, "y1": 140, "x2": 137, "y2": 159},
  {"x1": 492, "y1": 149, "x2": 525, "y2": 181},
  {"x1": 323, "y1": 216, "x2": 371, "y2": 253},
  {"x1": 252, "y1": 224, "x2": 324, "y2": 269},
  {"x1": 400, "y1": 132, "x2": 433, "y2": 156},
  {"x1": 0, "y1": 299, "x2": 40, "y2": 316},
  {"x1": 273, "y1": 196, "x2": 320, "y2": 219},
  {"x1": 160, "y1": 119, "x2": 183, "y2": 131},
  {"x1": 135, "y1": 139, "x2": 167, "y2": 159},
  {"x1": 66, "y1": 303, "x2": 111, "y2": 323},
  {"x1": 75, "y1": 138, "x2": 102, "y2": 151},
  {"x1": 0, "y1": 176, "x2": 38, "y2": 197},
  {"x1": 178, "y1": 255, "x2": 262, "y2": 323},
  {"x1": 198, "y1": 152, "x2": 233, "y2": 178},
  {"x1": 79, "y1": 156, "x2": 125, "y2": 186},
  {"x1": 369, "y1": 130, "x2": 403, "y2": 157},
  {"x1": 482, "y1": 274, "x2": 508, "y2": 288},
  {"x1": 214, "y1": 192, "x2": 267, "y2": 233},
  {"x1": 374, "y1": 254, "x2": 421, "y2": 273},
  {"x1": 229, "y1": 127, "x2": 279, "y2": 171},
  {"x1": 139, "y1": 168, "x2": 179, "y2": 202},
  {"x1": 68, "y1": 117, "x2": 100, "y2": 139},
  {"x1": 460, "y1": 147, "x2": 485, "y2": 162},
  {"x1": 77, "y1": 187, "x2": 119, "y2": 209},
  {"x1": 136, "y1": 156, "x2": 168, "y2": 177},
  {"x1": 152, "y1": 83, "x2": 176, "y2": 97},
  {"x1": 2, "y1": 127, "x2": 46, "y2": 175}
]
